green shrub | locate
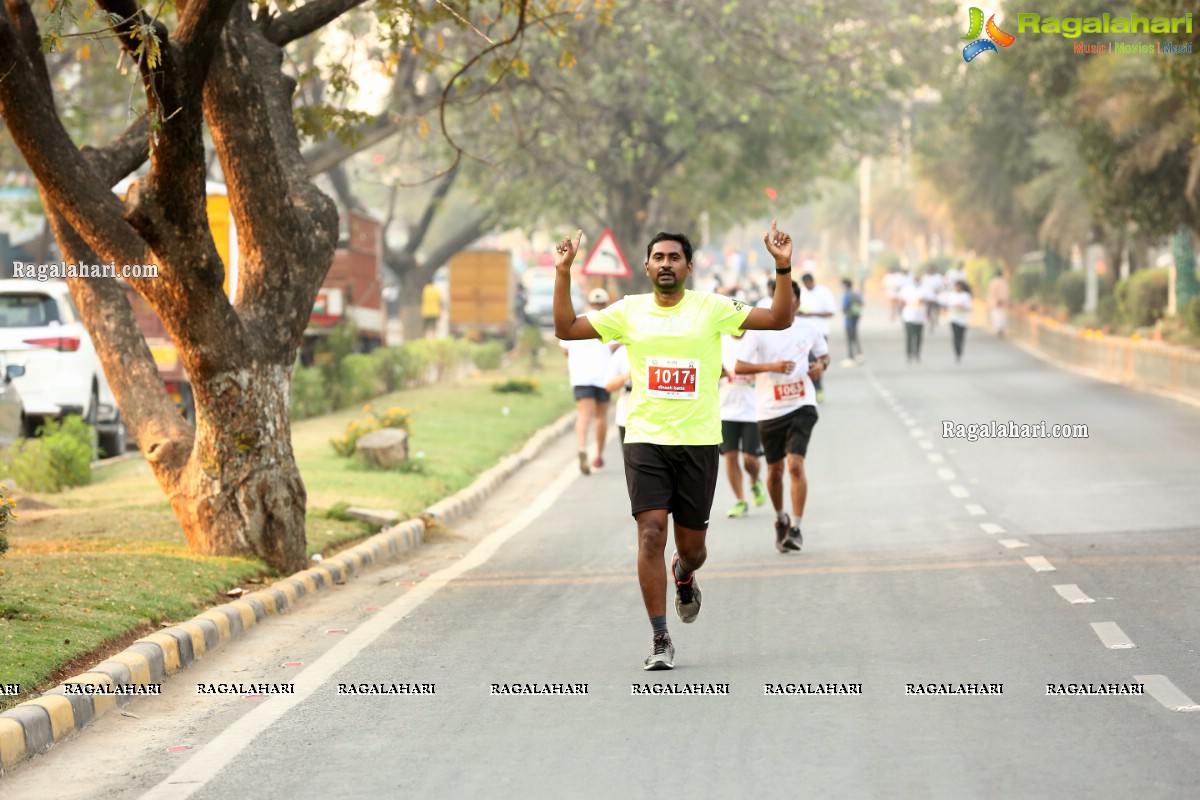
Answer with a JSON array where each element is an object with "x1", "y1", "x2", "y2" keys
[
  {"x1": 1010, "y1": 264, "x2": 1044, "y2": 303},
  {"x1": 1184, "y1": 296, "x2": 1200, "y2": 338},
  {"x1": 404, "y1": 337, "x2": 475, "y2": 380},
  {"x1": 371, "y1": 347, "x2": 412, "y2": 392},
  {"x1": 0, "y1": 485, "x2": 13, "y2": 564},
  {"x1": 289, "y1": 365, "x2": 330, "y2": 420},
  {"x1": 0, "y1": 416, "x2": 93, "y2": 493},
  {"x1": 1057, "y1": 271, "x2": 1087, "y2": 315},
  {"x1": 473, "y1": 341, "x2": 504, "y2": 370},
  {"x1": 342, "y1": 354, "x2": 382, "y2": 404},
  {"x1": 1115, "y1": 268, "x2": 1169, "y2": 328}
]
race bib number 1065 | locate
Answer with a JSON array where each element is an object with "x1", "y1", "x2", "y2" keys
[{"x1": 646, "y1": 357, "x2": 699, "y2": 400}]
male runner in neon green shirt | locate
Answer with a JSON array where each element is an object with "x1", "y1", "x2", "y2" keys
[{"x1": 554, "y1": 222, "x2": 796, "y2": 669}]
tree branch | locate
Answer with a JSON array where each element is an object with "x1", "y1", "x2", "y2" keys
[
  {"x1": 5, "y1": 0, "x2": 50, "y2": 93},
  {"x1": 418, "y1": 213, "x2": 491, "y2": 274},
  {"x1": 0, "y1": 8, "x2": 147, "y2": 268},
  {"x1": 403, "y1": 166, "x2": 460, "y2": 256},
  {"x1": 80, "y1": 114, "x2": 152, "y2": 187},
  {"x1": 204, "y1": 2, "x2": 338, "y2": 354},
  {"x1": 95, "y1": 0, "x2": 218, "y2": 282},
  {"x1": 174, "y1": 0, "x2": 236, "y2": 95},
  {"x1": 266, "y1": 0, "x2": 369, "y2": 46}
]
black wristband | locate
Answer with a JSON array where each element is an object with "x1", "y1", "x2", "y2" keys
[{"x1": 775, "y1": 267, "x2": 792, "y2": 274}]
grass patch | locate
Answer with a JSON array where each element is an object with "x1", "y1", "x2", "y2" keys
[
  {"x1": 0, "y1": 552, "x2": 262, "y2": 710},
  {"x1": 292, "y1": 366, "x2": 573, "y2": 517},
  {"x1": 0, "y1": 360, "x2": 572, "y2": 709}
]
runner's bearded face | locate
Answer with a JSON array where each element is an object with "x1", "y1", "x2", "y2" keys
[{"x1": 646, "y1": 242, "x2": 690, "y2": 296}]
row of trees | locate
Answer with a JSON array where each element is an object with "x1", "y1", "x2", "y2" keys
[{"x1": 911, "y1": 0, "x2": 1200, "y2": 315}]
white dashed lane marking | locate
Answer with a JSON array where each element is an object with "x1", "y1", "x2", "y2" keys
[
  {"x1": 937, "y1": 468, "x2": 956, "y2": 481},
  {"x1": 965, "y1": 504, "x2": 987, "y2": 516},
  {"x1": 1091, "y1": 622, "x2": 1136, "y2": 649},
  {"x1": 949, "y1": 485, "x2": 970, "y2": 499},
  {"x1": 927, "y1": 453, "x2": 945, "y2": 464},
  {"x1": 1053, "y1": 584, "x2": 1096, "y2": 604},
  {"x1": 998, "y1": 539, "x2": 1029, "y2": 549},
  {"x1": 1024, "y1": 556, "x2": 1056, "y2": 572},
  {"x1": 1134, "y1": 675, "x2": 1200, "y2": 712},
  {"x1": 918, "y1": 440, "x2": 934, "y2": 450},
  {"x1": 979, "y1": 522, "x2": 1006, "y2": 534}
]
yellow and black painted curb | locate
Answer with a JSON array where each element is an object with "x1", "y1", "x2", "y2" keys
[{"x1": 0, "y1": 412, "x2": 574, "y2": 774}]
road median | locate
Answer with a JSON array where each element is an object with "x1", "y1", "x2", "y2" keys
[{"x1": 0, "y1": 369, "x2": 574, "y2": 774}]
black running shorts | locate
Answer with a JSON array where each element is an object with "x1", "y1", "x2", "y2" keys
[
  {"x1": 622, "y1": 443, "x2": 720, "y2": 530},
  {"x1": 573, "y1": 385, "x2": 611, "y2": 403},
  {"x1": 758, "y1": 406, "x2": 819, "y2": 463},
  {"x1": 720, "y1": 420, "x2": 763, "y2": 456}
]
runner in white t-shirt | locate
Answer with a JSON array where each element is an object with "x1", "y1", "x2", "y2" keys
[
  {"x1": 899, "y1": 281, "x2": 933, "y2": 364},
  {"x1": 798, "y1": 272, "x2": 836, "y2": 402},
  {"x1": 561, "y1": 288, "x2": 615, "y2": 473},
  {"x1": 735, "y1": 280, "x2": 830, "y2": 553},
  {"x1": 920, "y1": 269, "x2": 946, "y2": 334},
  {"x1": 604, "y1": 344, "x2": 632, "y2": 442},
  {"x1": 943, "y1": 279, "x2": 974, "y2": 363},
  {"x1": 719, "y1": 332, "x2": 765, "y2": 518},
  {"x1": 883, "y1": 268, "x2": 905, "y2": 322}
]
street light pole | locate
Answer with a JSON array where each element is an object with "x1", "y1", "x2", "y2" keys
[{"x1": 858, "y1": 156, "x2": 872, "y2": 283}]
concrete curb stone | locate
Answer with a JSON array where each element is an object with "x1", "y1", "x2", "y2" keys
[{"x1": 0, "y1": 411, "x2": 574, "y2": 774}]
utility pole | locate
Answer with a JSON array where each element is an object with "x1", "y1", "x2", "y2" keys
[{"x1": 858, "y1": 156, "x2": 872, "y2": 283}]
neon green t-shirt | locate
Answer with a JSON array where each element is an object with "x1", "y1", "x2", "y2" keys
[{"x1": 589, "y1": 290, "x2": 752, "y2": 445}]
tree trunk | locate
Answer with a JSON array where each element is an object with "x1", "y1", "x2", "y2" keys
[{"x1": 173, "y1": 363, "x2": 305, "y2": 567}]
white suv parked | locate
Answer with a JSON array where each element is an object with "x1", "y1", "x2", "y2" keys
[{"x1": 0, "y1": 279, "x2": 126, "y2": 455}]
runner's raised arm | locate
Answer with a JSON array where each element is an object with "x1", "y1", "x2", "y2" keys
[
  {"x1": 553, "y1": 230, "x2": 598, "y2": 340},
  {"x1": 741, "y1": 219, "x2": 795, "y2": 332}
]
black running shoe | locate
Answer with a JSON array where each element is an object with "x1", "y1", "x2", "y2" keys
[
  {"x1": 643, "y1": 633, "x2": 675, "y2": 670},
  {"x1": 671, "y1": 551, "x2": 702, "y2": 623},
  {"x1": 783, "y1": 524, "x2": 803, "y2": 552},
  {"x1": 774, "y1": 513, "x2": 792, "y2": 553}
]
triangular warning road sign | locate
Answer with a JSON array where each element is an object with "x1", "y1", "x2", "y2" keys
[{"x1": 581, "y1": 229, "x2": 632, "y2": 278}]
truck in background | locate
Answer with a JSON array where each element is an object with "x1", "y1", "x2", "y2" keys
[
  {"x1": 303, "y1": 211, "x2": 387, "y2": 362},
  {"x1": 447, "y1": 249, "x2": 517, "y2": 345}
]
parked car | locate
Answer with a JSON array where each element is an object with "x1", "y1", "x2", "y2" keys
[{"x1": 0, "y1": 280, "x2": 126, "y2": 456}]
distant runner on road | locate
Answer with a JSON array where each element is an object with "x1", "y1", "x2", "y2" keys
[
  {"x1": 735, "y1": 280, "x2": 829, "y2": 553},
  {"x1": 553, "y1": 222, "x2": 795, "y2": 671}
]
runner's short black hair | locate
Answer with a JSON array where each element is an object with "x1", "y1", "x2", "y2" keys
[
  {"x1": 768, "y1": 278, "x2": 801, "y2": 299},
  {"x1": 645, "y1": 232, "x2": 693, "y2": 263}
]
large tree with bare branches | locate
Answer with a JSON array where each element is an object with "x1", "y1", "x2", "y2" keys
[{"x1": 0, "y1": 0, "x2": 566, "y2": 572}]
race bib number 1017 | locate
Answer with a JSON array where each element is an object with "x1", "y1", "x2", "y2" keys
[{"x1": 646, "y1": 357, "x2": 699, "y2": 400}]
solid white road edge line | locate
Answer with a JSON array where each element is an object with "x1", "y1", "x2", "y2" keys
[{"x1": 139, "y1": 458, "x2": 583, "y2": 800}]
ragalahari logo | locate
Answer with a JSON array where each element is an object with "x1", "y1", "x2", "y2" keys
[{"x1": 962, "y1": 7, "x2": 1016, "y2": 62}]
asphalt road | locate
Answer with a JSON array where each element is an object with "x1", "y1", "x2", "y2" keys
[{"x1": 4, "y1": 307, "x2": 1200, "y2": 800}]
